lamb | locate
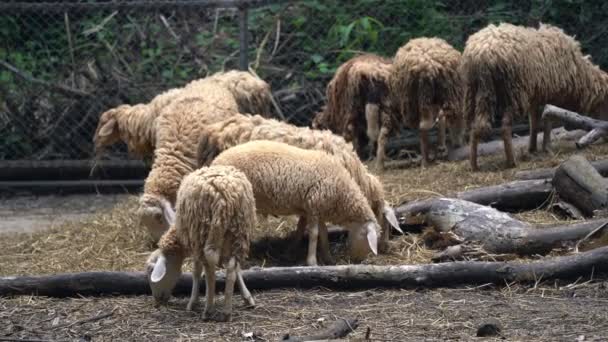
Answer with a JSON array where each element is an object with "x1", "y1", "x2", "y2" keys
[
  {"x1": 138, "y1": 82, "x2": 240, "y2": 242},
  {"x1": 210, "y1": 140, "x2": 380, "y2": 265},
  {"x1": 311, "y1": 54, "x2": 395, "y2": 166},
  {"x1": 145, "y1": 165, "x2": 256, "y2": 322},
  {"x1": 195, "y1": 113, "x2": 402, "y2": 256},
  {"x1": 389, "y1": 37, "x2": 465, "y2": 167},
  {"x1": 461, "y1": 23, "x2": 608, "y2": 170},
  {"x1": 93, "y1": 70, "x2": 273, "y2": 157}
]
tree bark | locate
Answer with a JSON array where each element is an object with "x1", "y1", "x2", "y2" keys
[
  {"x1": 514, "y1": 159, "x2": 608, "y2": 180},
  {"x1": 403, "y1": 198, "x2": 608, "y2": 255},
  {"x1": 396, "y1": 179, "x2": 553, "y2": 221},
  {"x1": 280, "y1": 318, "x2": 359, "y2": 342},
  {"x1": 1, "y1": 246, "x2": 607, "y2": 297},
  {"x1": 446, "y1": 126, "x2": 587, "y2": 162},
  {"x1": 542, "y1": 104, "x2": 608, "y2": 148},
  {"x1": 552, "y1": 155, "x2": 608, "y2": 217}
]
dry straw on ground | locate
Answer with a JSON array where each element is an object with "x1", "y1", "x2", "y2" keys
[{"x1": 2, "y1": 141, "x2": 608, "y2": 275}]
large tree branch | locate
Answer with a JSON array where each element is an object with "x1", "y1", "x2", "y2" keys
[
  {"x1": 542, "y1": 104, "x2": 608, "y2": 148},
  {"x1": 1, "y1": 246, "x2": 607, "y2": 297}
]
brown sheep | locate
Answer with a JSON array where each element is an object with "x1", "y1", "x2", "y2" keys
[
  {"x1": 389, "y1": 37, "x2": 465, "y2": 167},
  {"x1": 461, "y1": 23, "x2": 608, "y2": 170},
  {"x1": 311, "y1": 54, "x2": 394, "y2": 166}
]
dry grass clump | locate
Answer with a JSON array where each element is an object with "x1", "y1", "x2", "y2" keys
[{"x1": 2, "y1": 141, "x2": 608, "y2": 276}]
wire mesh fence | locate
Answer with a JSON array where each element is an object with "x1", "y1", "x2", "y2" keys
[{"x1": 2, "y1": 0, "x2": 608, "y2": 163}]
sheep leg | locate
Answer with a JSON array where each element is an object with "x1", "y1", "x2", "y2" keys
[
  {"x1": 287, "y1": 216, "x2": 307, "y2": 252},
  {"x1": 375, "y1": 125, "x2": 389, "y2": 171},
  {"x1": 437, "y1": 113, "x2": 448, "y2": 159},
  {"x1": 529, "y1": 112, "x2": 539, "y2": 153},
  {"x1": 236, "y1": 265, "x2": 255, "y2": 307},
  {"x1": 318, "y1": 221, "x2": 335, "y2": 265},
  {"x1": 186, "y1": 260, "x2": 203, "y2": 311},
  {"x1": 217, "y1": 257, "x2": 237, "y2": 322},
  {"x1": 502, "y1": 114, "x2": 517, "y2": 168},
  {"x1": 305, "y1": 218, "x2": 319, "y2": 266},
  {"x1": 420, "y1": 128, "x2": 430, "y2": 167},
  {"x1": 202, "y1": 257, "x2": 217, "y2": 319},
  {"x1": 470, "y1": 129, "x2": 480, "y2": 171}
]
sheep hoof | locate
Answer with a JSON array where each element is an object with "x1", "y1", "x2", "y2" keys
[
  {"x1": 186, "y1": 302, "x2": 197, "y2": 311},
  {"x1": 243, "y1": 296, "x2": 256, "y2": 308}
]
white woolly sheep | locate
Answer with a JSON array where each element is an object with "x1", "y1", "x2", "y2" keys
[
  {"x1": 461, "y1": 23, "x2": 608, "y2": 170},
  {"x1": 389, "y1": 37, "x2": 465, "y2": 167},
  {"x1": 145, "y1": 165, "x2": 256, "y2": 322},
  {"x1": 211, "y1": 140, "x2": 380, "y2": 265},
  {"x1": 138, "y1": 82, "x2": 240, "y2": 242},
  {"x1": 311, "y1": 54, "x2": 395, "y2": 166},
  {"x1": 93, "y1": 70, "x2": 274, "y2": 158},
  {"x1": 195, "y1": 113, "x2": 402, "y2": 255}
]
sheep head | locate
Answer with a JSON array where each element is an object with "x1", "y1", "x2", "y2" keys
[
  {"x1": 145, "y1": 249, "x2": 184, "y2": 306},
  {"x1": 93, "y1": 106, "x2": 127, "y2": 154},
  {"x1": 138, "y1": 194, "x2": 175, "y2": 242},
  {"x1": 345, "y1": 220, "x2": 379, "y2": 262}
]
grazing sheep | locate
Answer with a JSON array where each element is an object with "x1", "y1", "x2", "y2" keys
[
  {"x1": 389, "y1": 37, "x2": 465, "y2": 167},
  {"x1": 146, "y1": 165, "x2": 256, "y2": 321},
  {"x1": 195, "y1": 113, "x2": 402, "y2": 255},
  {"x1": 211, "y1": 140, "x2": 380, "y2": 265},
  {"x1": 208, "y1": 70, "x2": 274, "y2": 117},
  {"x1": 462, "y1": 23, "x2": 608, "y2": 170},
  {"x1": 93, "y1": 70, "x2": 273, "y2": 157},
  {"x1": 312, "y1": 54, "x2": 394, "y2": 165},
  {"x1": 138, "y1": 83, "x2": 240, "y2": 242}
]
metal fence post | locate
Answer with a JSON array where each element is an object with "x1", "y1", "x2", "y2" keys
[{"x1": 238, "y1": 5, "x2": 249, "y2": 71}]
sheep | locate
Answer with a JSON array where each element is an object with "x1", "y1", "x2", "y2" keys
[
  {"x1": 461, "y1": 23, "x2": 608, "y2": 170},
  {"x1": 311, "y1": 54, "x2": 394, "y2": 166},
  {"x1": 389, "y1": 37, "x2": 465, "y2": 167},
  {"x1": 195, "y1": 113, "x2": 402, "y2": 257},
  {"x1": 93, "y1": 70, "x2": 273, "y2": 158},
  {"x1": 145, "y1": 165, "x2": 256, "y2": 322},
  {"x1": 207, "y1": 70, "x2": 274, "y2": 117},
  {"x1": 138, "y1": 82, "x2": 240, "y2": 242},
  {"x1": 210, "y1": 140, "x2": 380, "y2": 265}
]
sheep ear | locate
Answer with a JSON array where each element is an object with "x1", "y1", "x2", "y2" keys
[
  {"x1": 366, "y1": 223, "x2": 378, "y2": 256},
  {"x1": 383, "y1": 204, "x2": 403, "y2": 234},
  {"x1": 98, "y1": 118, "x2": 117, "y2": 137},
  {"x1": 150, "y1": 255, "x2": 167, "y2": 283},
  {"x1": 160, "y1": 199, "x2": 176, "y2": 225}
]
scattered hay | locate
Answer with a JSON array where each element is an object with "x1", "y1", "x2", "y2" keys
[{"x1": 2, "y1": 142, "x2": 608, "y2": 276}]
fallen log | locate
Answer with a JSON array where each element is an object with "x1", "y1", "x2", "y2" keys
[
  {"x1": 281, "y1": 318, "x2": 359, "y2": 342},
  {"x1": 514, "y1": 159, "x2": 608, "y2": 180},
  {"x1": 402, "y1": 198, "x2": 608, "y2": 255},
  {"x1": 396, "y1": 179, "x2": 553, "y2": 221},
  {"x1": 542, "y1": 104, "x2": 608, "y2": 149},
  {"x1": 447, "y1": 126, "x2": 587, "y2": 162},
  {"x1": 552, "y1": 155, "x2": 608, "y2": 217},
  {"x1": 2, "y1": 245, "x2": 608, "y2": 297}
]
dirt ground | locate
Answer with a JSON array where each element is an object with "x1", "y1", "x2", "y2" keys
[
  {"x1": 2, "y1": 283, "x2": 608, "y2": 341},
  {"x1": 0, "y1": 194, "x2": 131, "y2": 234},
  {"x1": 2, "y1": 141, "x2": 608, "y2": 341}
]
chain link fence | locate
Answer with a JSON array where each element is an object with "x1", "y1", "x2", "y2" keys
[{"x1": 2, "y1": 0, "x2": 608, "y2": 164}]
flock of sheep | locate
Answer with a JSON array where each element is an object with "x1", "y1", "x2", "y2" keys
[{"x1": 92, "y1": 22, "x2": 608, "y2": 321}]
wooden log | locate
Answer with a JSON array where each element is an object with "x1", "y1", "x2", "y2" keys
[
  {"x1": 281, "y1": 318, "x2": 359, "y2": 342},
  {"x1": 396, "y1": 179, "x2": 553, "y2": 221},
  {"x1": 446, "y1": 126, "x2": 587, "y2": 162},
  {"x1": 404, "y1": 198, "x2": 608, "y2": 255},
  {"x1": 542, "y1": 104, "x2": 608, "y2": 148},
  {"x1": 2, "y1": 246, "x2": 607, "y2": 297},
  {"x1": 552, "y1": 155, "x2": 608, "y2": 217},
  {"x1": 515, "y1": 159, "x2": 608, "y2": 180}
]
